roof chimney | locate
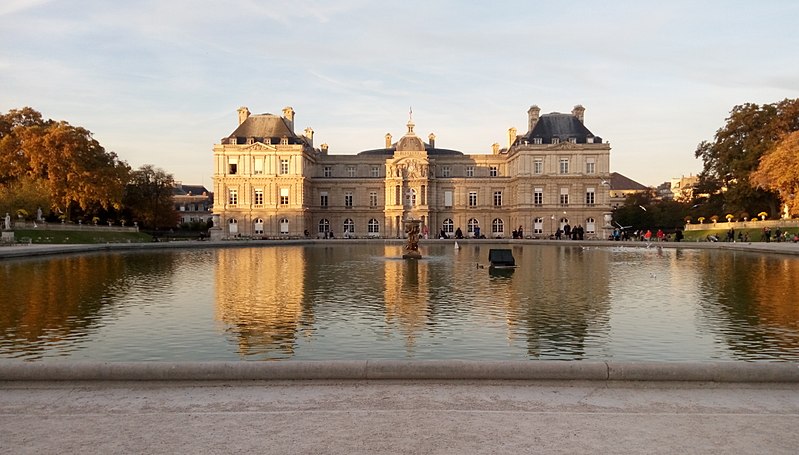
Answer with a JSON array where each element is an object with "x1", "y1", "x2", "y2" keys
[
  {"x1": 508, "y1": 127, "x2": 517, "y2": 149},
  {"x1": 237, "y1": 106, "x2": 250, "y2": 126},
  {"x1": 385, "y1": 133, "x2": 392, "y2": 148},
  {"x1": 282, "y1": 106, "x2": 295, "y2": 131},
  {"x1": 572, "y1": 105, "x2": 585, "y2": 123},
  {"x1": 527, "y1": 105, "x2": 540, "y2": 131},
  {"x1": 428, "y1": 133, "x2": 436, "y2": 149},
  {"x1": 492, "y1": 142, "x2": 500, "y2": 154},
  {"x1": 304, "y1": 127, "x2": 314, "y2": 147},
  {"x1": 320, "y1": 143, "x2": 329, "y2": 155}
]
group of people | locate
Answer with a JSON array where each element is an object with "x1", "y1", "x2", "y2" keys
[{"x1": 554, "y1": 223, "x2": 585, "y2": 240}]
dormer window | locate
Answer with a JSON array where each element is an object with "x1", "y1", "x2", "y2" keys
[
  {"x1": 533, "y1": 137, "x2": 542, "y2": 145},
  {"x1": 228, "y1": 137, "x2": 237, "y2": 145},
  {"x1": 280, "y1": 136, "x2": 289, "y2": 145},
  {"x1": 552, "y1": 138, "x2": 560, "y2": 145},
  {"x1": 265, "y1": 138, "x2": 272, "y2": 145},
  {"x1": 246, "y1": 137, "x2": 255, "y2": 144},
  {"x1": 568, "y1": 137, "x2": 577, "y2": 144}
]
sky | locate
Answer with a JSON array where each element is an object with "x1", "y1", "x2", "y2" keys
[{"x1": 2, "y1": 0, "x2": 798, "y2": 188}]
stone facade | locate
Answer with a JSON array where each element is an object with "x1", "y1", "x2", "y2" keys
[{"x1": 212, "y1": 105, "x2": 612, "y2": 239}]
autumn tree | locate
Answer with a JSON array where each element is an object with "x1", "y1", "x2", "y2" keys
[
  {"x1": 694, "y1": 98, "x2": 799, "y2": 215},
  {"x1": 751, "y1": 131, "x2": 799, "y2": 217},
  {"x1": 123, "y1": 165, "x2": 178, "y2": 229},
  {"x1": 0, "y1": 107, "x2": 130, "y2": 219}
]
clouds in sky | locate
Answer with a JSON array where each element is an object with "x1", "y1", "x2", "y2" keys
[{"x1": 2, "y1": 0, "x2": 798, "y2": 187}]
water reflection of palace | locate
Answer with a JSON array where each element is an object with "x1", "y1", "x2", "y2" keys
[{"x1": 214, "y1": 247, "x2": 309, "y2": 358}]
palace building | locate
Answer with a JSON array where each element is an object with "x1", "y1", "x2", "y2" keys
[{"x1": 211, "y1": 105, "x2": 612, "y2": 239}]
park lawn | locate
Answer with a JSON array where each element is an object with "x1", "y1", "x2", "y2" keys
[
  {"x1": 13, "y1": 229, "x2": 152, "y2": 244},
  {"x1": 682, "y1": 227, "x2": 798, "y2": 242}
]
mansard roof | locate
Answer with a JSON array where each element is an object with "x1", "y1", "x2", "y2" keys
[
  {"x1": 519, "y1": 113, "x2": 602, "y2": 145},
  {"x1": 223, "y1": 114, "x2": 309, "y2": 145},
  {"x1": 610, "y1": 172, "x2": 649, "y2": 191}
]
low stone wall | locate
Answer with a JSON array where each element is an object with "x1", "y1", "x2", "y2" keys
[
  {"x1": 685, "y1": 219, "x2": 799, "y2": 231},
  {"x1": 11, "y1": 222, "x2": 139, "y2": 233}
]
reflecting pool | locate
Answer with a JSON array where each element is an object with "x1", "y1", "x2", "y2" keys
[{"x1": 1, "y1": 243, "x2": 798, "y2": 361}]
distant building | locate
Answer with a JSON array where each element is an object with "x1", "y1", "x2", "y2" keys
[
  {"x1": 609, "y1": 172, "x2": 649, "y2": 209},
  {"x1": 173, "y1": 184, "x2": 213, "y2": 226},
  {"x1": 212, "y1": 105, "x2": 613, "y2": 239},
  {"x1": 669, "y1": 174, "x2": 699, "y2": 201}
]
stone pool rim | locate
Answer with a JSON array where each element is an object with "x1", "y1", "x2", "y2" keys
[
  {"x1": 1, "y1": 360, "x2": 798, "y2": 382},
  {"x1": 2, "y1": 237, "x2": 799, "y2": 261}
]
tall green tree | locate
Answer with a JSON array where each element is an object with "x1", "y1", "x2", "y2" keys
[
  {"x1": 123, "y1": 165, "x2": 178, "y2": 229},
  {"x1": 694, "y1": 99, "x2": 799, "y2": 215}
]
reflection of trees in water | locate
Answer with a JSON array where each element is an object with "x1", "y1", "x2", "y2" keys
[
  {"x1": 0, "y1": 251, "x2": 178, "y2": 359},
  {"x1": 695, "y1": 251, "x2": 799, "y2": 359}
]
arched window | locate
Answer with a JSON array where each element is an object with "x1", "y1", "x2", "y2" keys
[
  {"x1": 343, "y1": 218, "x2": 354, "y2": 235},
  {"x1": 253, "y1": 218, "x2": 264, "y2": 235},
  {"x1": 467, "y1": 218, "x2": 479, "y2": 235},
  {"x1": 492, "y1": 218, "x2": 504, "y2": 235},
  {"x1": 228, "y1": 218, "x2": 238, "y2": 234},
  {"x1": 368, "y1": 218, "x2": 380, "y2": 234},
  {"x1": 279, "y1": 218, "x2": 289, "y2": 234},
  {"x1": 586, "y1": 217, "x2": 596, "y2": 234},
  {"x1": 318, "y1": 219, "x2": 330, "y2": 234},
  {"x1": 534, "y1": 217, "x2": 544, "y2": 234},
  {"x1": 442, "y1": 218, "x2": 454, "y2": 234}
]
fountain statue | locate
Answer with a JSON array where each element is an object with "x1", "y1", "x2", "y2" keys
[{"x1": 402, "y1": 218, "x2": 422, "y2": 259}]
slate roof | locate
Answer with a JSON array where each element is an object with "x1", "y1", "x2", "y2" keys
[
  {"x1": 223, "y1": 114, "x2": 309, "y2": 145},
  {"x1": 517, "y1": 113, "x2": 602, "y2": 145},
  {"x1": 174, "y1": 185, "x2": 210, "y2": 196},
  {"x1": 610, "y1": 172, "x2": 648, "y2": 191}
]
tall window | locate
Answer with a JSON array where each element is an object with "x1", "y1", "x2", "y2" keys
[
  {"x1": 228, "y1": 218, "x2": 238, "y2": 234},
  {"x1": 492, "y1": 218, "x2": 504, "y2": 235},
  {"x1": 279, "y1": 218, "x2": 289, "y2": 234},
  {"x1": 347, "y1": 166, "x2": 356, "y2": 177},
  {"x1": 559, "y1": 188, "x2": 569, "y2": 206},
  {"x1": 324, "y1": 166, "x2": 332, "y2": 177},
  {"x1": 585, "y1": 188, "x2": 595, "y2": 206},
  {"x1": 253, "y1": 218, "x2": 264, "y2": 235},
  {"x1": 318, "y1": 219, "x2": 330, "y2": 234},
  {"x1": 493, "y1": 191, "x2": 502, "y2": 207},
  {"x1": 406, "y1": 188, "x2": 416, "y2": 207},
  {"x1": 489, "y1": 166, "x2": 498, "y2": 177},
  {"x1": 253, "y1": 158, "x2": 263, "y2": 175},
  {"x1": 444, "y1": 190, "x2": 453, "y2": 208},
  {"x1": 586, "y1": 217, "x2": 596, "y2": 234},
  {"x1": 534, "y1": 187, "x2": 543, "y2": 206},
  {"x1": 466, "y1": 166, "x2": 474, "y2": 177},
  {"x1": 343, "y1": 218, "x2": 354, "y2": 235},
  {"x1": 320, "y1": 191, "x2": 328, "y2": 207},
  {"x1": 443, "y1": 218, "x2": 454, "y2": 234},
  {"x1": 345, "y1": 191, "x2": 353, "y2": 207},
  {"x1": 368, "y1": 218, "x2": 379, "y2": 234},
  {"x1": 228, "y1": 158, "x2": 238, "y2": 175},
  {"x1": 442, "y1": 166, "x2": 451, "y2": 177},
  {"x1": 280, "y1": 188, "x2": 289, "y2": 205},
  {"x1": 586, "y1": 158, "x2": 595, "y2": 174},
  {"x1": 228, "y1": 188, "x2": 238, "y2": 205},
  {"x1": 254, "y1": 189, "x2": 263, "y2": 206},
  {"x1": 371, "y1": 166, "x2": 380, "y2": 177},
  {"x1": 280, "y1": 159, "x2": 289, "y2": 175},
  {"x1": 395, "y1": 185, "x2": 400, "y2": 205},
  {"x1": 369, "y1": 191, "x2": 378, "y2": 207},
  {"x1": 559, "y1": 158, "x2": 569, "y2": 174},
  {"x1": 468, "y1": 191, "x2": 477, "y2": 207},
  {"x1": 534, "y1": 158, "x2": 543, "y2": 174},
  {"x1": 420, "y1": 185, "x2": 426, "y2": 205},
  {"x1": 534, "y1": 217, "x2": 544, "y2": 234}
]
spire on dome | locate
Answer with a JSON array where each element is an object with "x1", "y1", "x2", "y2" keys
[{"x1": 406, "y1": 106, "x2": 416, "y2": 135}]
